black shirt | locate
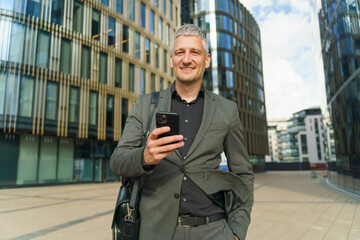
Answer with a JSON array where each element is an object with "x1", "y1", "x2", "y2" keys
[{"x1": 170, "y1": 84, "x2": 224, "y2": 217}]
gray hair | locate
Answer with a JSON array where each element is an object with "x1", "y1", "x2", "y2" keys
[{"x1": 171, "y1": 24, "x2": 209, "y2": 55}]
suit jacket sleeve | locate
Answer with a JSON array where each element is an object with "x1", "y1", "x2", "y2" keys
[
  {"x1": 224, "y1": 102, "x2": 254, "y2": 240},
  {"x1": 110, "y1": 95, "x2": 152, "y2": 178}
]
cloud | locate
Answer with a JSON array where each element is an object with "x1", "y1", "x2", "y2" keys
[{"x1": 241, "y1": 0, "x2": 324, "y2": 120}]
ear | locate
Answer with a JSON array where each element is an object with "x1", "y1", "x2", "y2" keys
[
  {"x1": 170, "y1": 54, "x2": 174, "y2": 68},
  {"x1": 205, "y1": 53, "x2": 211, "y2": 68}
]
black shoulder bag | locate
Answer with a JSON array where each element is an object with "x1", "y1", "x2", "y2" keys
[{"x1": 111, "y1": 91, "x2": 160, "y2": 240}]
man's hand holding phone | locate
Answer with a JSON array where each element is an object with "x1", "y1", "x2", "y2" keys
[{"x1": 144, "y1": 126, "x2": 184, "y2": 166}]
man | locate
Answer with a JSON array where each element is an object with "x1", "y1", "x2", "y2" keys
[{"x1": 110, "y1": 24, "x2": 254, "y2": 240}]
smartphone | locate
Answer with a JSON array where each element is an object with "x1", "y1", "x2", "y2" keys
[{"x1": 156, "y1": 111, "x2": 180, "y2": 140}]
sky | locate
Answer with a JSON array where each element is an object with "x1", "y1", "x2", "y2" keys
[{"x1": 240, "y1": 0, "x2": 326, "y2": 120}]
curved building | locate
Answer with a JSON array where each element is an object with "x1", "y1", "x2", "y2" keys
[
  {"x1": 190, "y1": 0, "x2": 269, "y2": 170},
  {"x1": 319, "y1": 0, "x2": 360, "y2": 194},
  {"x1": 0, "y1": 0, "x2": 180, "y2": 186}
]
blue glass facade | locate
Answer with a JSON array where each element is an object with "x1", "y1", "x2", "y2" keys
[
  {"x1": 319, "y1": 0, "x2": 360, "y2": 194},
  {"x1": 191, "y1": 0, "x2": 268, "y2": 170}
]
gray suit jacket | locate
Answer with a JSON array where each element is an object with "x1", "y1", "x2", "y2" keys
[{"x1": 110, "y1": 87, "x2": 254, "y2": 240}]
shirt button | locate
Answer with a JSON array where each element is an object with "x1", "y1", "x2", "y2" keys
[
  {"x1": 174, "y1": 193, "x2": 180, "y2": 199},
  {"x1": 183, "y1": 176, "x2": 187, "y2": 180},
  {"x1": 184, "y1": 137, "x2": 188, "y2": 140},
  {"x1": 183, "y1": 198, "x2": 187, "y2": 202},
  {"x1": 186, "y1": 104, "x2": 189, "y2": 107},
  {"x1": 185, "y1": 120, "x2": 188, "y2": 123}
]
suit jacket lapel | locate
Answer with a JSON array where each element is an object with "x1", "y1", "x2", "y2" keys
[{"x1": 184, "y1": 90, "x2": 216, "y2": 162}]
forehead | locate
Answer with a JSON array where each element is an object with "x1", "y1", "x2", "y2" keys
[{"x1": 173, "y1": 35, "x2": 204, "y2": 51}]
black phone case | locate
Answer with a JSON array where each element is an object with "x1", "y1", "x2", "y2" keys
[{"x1": 156, "y1": 111, "x2": 180, "y2": 139}]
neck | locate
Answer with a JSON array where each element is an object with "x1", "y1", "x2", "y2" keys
[{"x1": 175, "y1": 79, "x2": 202, "y2": 102}]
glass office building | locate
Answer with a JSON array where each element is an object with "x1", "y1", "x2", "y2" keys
[
  {"x1": 0, "y1": 0, "x2": 180, "y2": 186},
  {"x1": 190, "y1": 0, "x2": 268, "y2": 171},
  {"x1": 319, "y1": 0, "x2": 360, "y2": 194}
]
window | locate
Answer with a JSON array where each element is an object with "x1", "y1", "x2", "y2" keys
[
  {"x1": 121, "y1": 98, "x2": 128, "y2": 132},
  {"x1": 0, "y1": 73, "x2": 6, "y2": 114},
  {"x1": 160, "y1": 77, "x2": 164, "y2": 90},
  {"x1": 155, "y1": 44, "x2": 159, "y2": 68},
  {"x1": 135, "y1": 31, "x2": 141, "y2": 59},
  {"x1": 45, "y1": 82, "x2": 58, "y2": 120},
  {"x1": 108, "y1": 17, "x2": 115, "y2": 46},
  {"x1": 166, "y1": 24, "x2": 170, "y2": 45},
  {"x1": 122, "y1": 24, "x2": 129, "y2": 53},
  {"x1": 69, "y1": 87, "x2": 80, "y2": 123},
  {"x1": 150, "y1": 10, "x2": 155, "y2": 34},
  {"x1": 129, "y1": 0, "x2": 135, "y2": 21},
  {"x1": 140, "y1": 68, "x2": 145, "y2": 94},
  {"x1": 159, "y1": 17, "x2": 163, "y2": 40},
  {"x1": 99, "y1": 52, "x2": 107, "y2": 84},
  {"x1": 92, "y1": 9, "x2": 100, "y2": 40},
  {"x1": 19, "y1": 76, "x2": 34, "y2": 117},
  {"x1": 60, "y1": 39, "x2": 72, "y2": 74},
  {"x1": 154, "y1": 0, "x2": 158, "y2": 7},
  {"x1": 170, "y1": 1, "x2": 173, "y2": 21},
  {"x1": 36, "y1": 30, "x2": 50, "y2": 68},
  {"x1": 115, "y1": 58, "x2": 122, "y2": 88},
  {"x1": 89, "y1": 91, "x2": 98, "y2": 126},
  {"x1": 106, "y1": 95, "x2": 114, "y2": 128},
  {"x1": 129, "y1": 63, "x2": 135, "y2": 92},
  {"x1": 116, "y1": 0, "x2": 123, "y2": 14},
  {"x1": 9, "y1": 23, "x2": 25, "y2": 64},
  {"x1": 163, "y1": 49, "x2": 167, "y2": 72},
  {"x1": 73, "y1": 0, "x2": 83, "y2": 33},
  {"x1": 151, "y1": 73, "x2": 156, "y2": 91},
  {"x1": 175, "y1": 7, "x2": 178, "y2": 25},
  {"x1": 51, "y1": 0, "x2": 64, "y2": 25},
  {"x1": 145, "y1": 38, "x2": 151, "y2": 63},
  {"x1": 141, "y1": 2, "x2": 146, "y2": 28},
  {"x1": 101, "y1": 0, "x2": 109, "y2": 6},
  {"x1": 81, "y1": 45, "x2": 91, "y2": 79},
  {"x1": 163, "y1": 0, "x2": 166, "y2": 14},
  {"x1": 27, "y1": 0, "x2": 41, "y2": 18},
  {"x1": 38, "y1": 136, "x2": 57, "y2": 183}
]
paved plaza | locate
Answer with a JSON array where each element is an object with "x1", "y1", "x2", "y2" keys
[{"x1": 0, "y1": 171, "x2": 359, "y2": 240}]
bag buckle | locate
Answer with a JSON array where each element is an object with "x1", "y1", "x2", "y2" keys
[{"x1": 124, "y1": 203, "x2": 135, "y2": 222}]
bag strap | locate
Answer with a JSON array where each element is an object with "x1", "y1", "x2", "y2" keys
[{"x1": 130, "y1": 91, "x2": 160, "y2": 208}]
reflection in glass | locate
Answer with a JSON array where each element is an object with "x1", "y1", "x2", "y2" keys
[
  {"x1": 128, "y1": 63, "x2": 134, "y2": 92},
  {"x1": 38, "y1": 136, "x2": 57, "y2": 183},
  {"x1": 89, "y1": 91, "x2": 98, "y2": 126},
  {"x1": 135, "y1": 31, "x2": 141, "y2": 59},
  {"x1": 0, "y1": 73, "x2": 6, "y2": 114},
  {"x1": 9, "y1": 23, "x2": 25, "y2": 64},
  {"x1": 92, "y1": 9, "x2": 100, "y2": 40},
  {"x1": 115, "y1": 58, "x2": 122, "y2": 88},
  {"x1": 151, "y1": 10, "x2": 155, "y2": 34},
  {"x1": 116, "y1": 0, "x2": 123, "y2": 14},
  {"x1": 108, "y1": 17, "x2": 115, "y2": 45},
  {"x1": 16, "y1": 135, "x2": 39, "y2": 184},
  {"x1": 36, "y1": 31, "x2": 50, "y2": 68},
  {"x1": 151, "y1": 73, "x2": 156, "y2": 91},
  {"x1": 81, "y1": 45, "x2": 91, "y2": 79},
  {"x1": 123, "y1": 24, "x2": 129, "y2": 53},
  {"x1": 45, "y1": 82, "x2": 58, "y2": 120},
  {"x1": 129, "y1": 0, "x2": 135, "y2": 21},
  {"x1": 5, "y1": 74, "x2": 18, "y2": 116},
  {"x1": 159, "y1": 17, "x2": 163, "y2": 40},
  {"x1": 19, "y1": 77, "x2": 34, "y2": 117},
  {"x1": 146, "y1": 38, "x2": 151, "y2": 64},
  {"x1": 51, "y1": 0, "x2": 64, "y2": 25},
  {"x1": 69, "y1": 87, "x2": 80, "y2": 123},
  {"x1": 26, "y1": 0, "x2": 41, "y2": 18},
  {"x1": 60, "y1": 39, "x2": 72, "y2": 74},
  {"x1": 99, "y1": 52, "x2": 107, "y2": 83},
  {"x1": 155, "y1": 44, "x2": 159, "y2": 68},
  {"x1": 141, "y1": 2, "x2": 146, "y2": 28},
  {"x1": 57, "y1": 138, "x2": 74, "y2": 182},
  {"x1": 107, "y1": 95, "x2": 114, "y2": 128},
  {"x1": 140, "y1": 68, "x2": 145, "y2": 94},
  {"x1": 73, "y1": 0, "x2": 83, "y2": 34}
]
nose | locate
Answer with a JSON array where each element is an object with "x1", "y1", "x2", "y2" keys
[{"x1": 182, "y1": 52, "x2": 192, "y2": 64}]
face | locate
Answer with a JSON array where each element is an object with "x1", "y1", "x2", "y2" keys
[{"x1": 170, "y1": 36, "x2": 211, "y2": 84}]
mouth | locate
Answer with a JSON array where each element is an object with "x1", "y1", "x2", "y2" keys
[{"x1": 180, "y1": 67, "x2": 195, "y2": 71}]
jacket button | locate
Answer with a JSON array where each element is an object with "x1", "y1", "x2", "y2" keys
[{"x1": 174, "y1": 193, "x2": 180, "y2": 199}]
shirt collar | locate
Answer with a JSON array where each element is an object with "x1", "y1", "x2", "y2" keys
[{"x1": 171, "y1": 82, "x2": 205, "y2": 100}]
